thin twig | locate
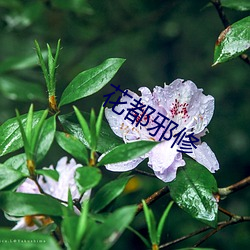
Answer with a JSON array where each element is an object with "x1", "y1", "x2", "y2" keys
[
  {"x1": 134, "y1": 169, "x2": 156, "y2": 178},
  {"x1": 159, "y1": 216, "x2": 250, "y2": 249},
  {"x1": 159, "y1": 224, "x2": 212, "y2": 249},
  {"x1": 218, "y1": 206, "x2": 235, "y2": 218},
  {"x1": 218, "y1": 176, "x2": 250, "y2": 198},
  {"x1": 33, "y1": 177, "x2": 68, "y2": 204},
  {"x1": 193, "y1": 216, "x2": 250, "y2": 247},
  {"x1": 136, "y1": 186, "x2": 169, "y2": 215},
  {"x1": 211, "y1": 0, "x2": 250, "y2": 66}
]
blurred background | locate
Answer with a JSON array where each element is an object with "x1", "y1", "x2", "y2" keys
[{"x1": 0, "y1": 0, "x2": 249, "y2": 249}]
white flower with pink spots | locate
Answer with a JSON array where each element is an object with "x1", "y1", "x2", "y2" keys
[{"x1": 104, "y1": 79, "x2": 219, "y2": 182}]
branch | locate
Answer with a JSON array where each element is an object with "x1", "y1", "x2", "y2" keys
[
  {"x1": 218, "y1": 176, "x2": 250, "y2": 198},
  {"x1": 134, "y1": 169, "x2": 156, "y2": 178},
  {"x1": 211, "y1": 0, "x2": 250, "y2": 66},
  {"x1": 136, "y1": 186, "x2": 169, "y2": 215},
  {"x1": 159, "y1": 216, "x2": 250, "y2": 249},
  {"x1": 193, "y1": 216, "x2": 250, "y2": 247}
]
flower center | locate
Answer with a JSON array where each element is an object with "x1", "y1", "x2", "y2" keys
[{"x1": 170, "y1": 99, "x2": 190, "y2": 122}]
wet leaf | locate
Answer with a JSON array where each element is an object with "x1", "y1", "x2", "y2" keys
[
  {"x1": 91, "y1": 176, "x2": 132, "y2": 213},
  {"x1": 0, "y1": 111, "x2": 44, "y2": 157},
  {"x1": 56, "y1": 131, "x2": 89, "y2": 165},
  {"x1": 59, "y1": 58, "x2": 125, "y2": 106},
  {"x1": 75, "y1": 167, "x2": 102, "y2": 194},
  {"x1": 37, "y1": 116, "x2": 56, "y2": 162},
  {"x1": 97, "y1": 140, "x2": 158, "y2": 166},
  {"x1": 83, "y1": 205, "x2": 137, "y2": 250},
  {"x1": 213, "y1": 16, "x2": 250, "y2": 65},
  {"x1": 168, "y1": 159, "x2": 218, "y2": 227},
  {"x1": 0, "y1": 192, "x2": 65, "y2": 216},
  {"x1": 59, "y1": 112, "x2": 123, "y2": 153},
  {"x1": 0, "y1": 164, "x2": 27, "y2": 190}
]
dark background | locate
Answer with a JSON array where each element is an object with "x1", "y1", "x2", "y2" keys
[{"x1": 0, "y1": 0, "x2": 249, "y2": 249}]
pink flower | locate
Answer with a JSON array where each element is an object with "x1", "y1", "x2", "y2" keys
[
  {"x1": 104, "y1": 79, "x2": 219, "y2": 182},
  {"x1": 12, "y1": 157, "x2": 90, "y2": 231}
]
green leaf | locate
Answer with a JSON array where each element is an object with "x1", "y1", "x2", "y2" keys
[
  {"x1": 36, "y1": 169, "x2": 59, "y2": 181},
  {"x1": 96, "y1": 105, "x2": 105, "y2": 140},
  {"x1": 0, "y1": 164, "x2": 27, "y2": 190},
  {"x1": 0, "y1": 192, "x2": 65, "y2": 216},
  {"x1": 73, "y1": 106, "x2": 91, "y2": 147},
  {"x1": 62, "y1": 201, "x2": 89, "y2": 250},
  {"x1": 91, "y1": 176, "x2": 132, "y2": 213},
  {"x1": 0, "y1": 76, "x2": 46, "y2": 102},
  {"x1": 89, "y1": 109, "x2": 97, "y2": 150},
  {"x1": 36, "y1": 116, "x2": 56, "y2": 162},
  {"x1": 213, "y1": 16, "x2": 250, "y2": 65},
  {"x1": 221, "y1": 0, "x2": 250, "y2": 11},
  {"x1": 97, "y1": 140, "x2": 158, "y2": 166},
  {"x1": 75, "y1": 167, "x2": 102, "y2": 194},
  {"x1": 76, "y1": 201, "x2": 89, "y2": 248},
  {"x1": 59, "y1": 58, "x2": 125, "y2": 106},
  {"x1": 0, "y1": 111, "x2": 44, "y2": 157},
  {"x1": 168, "y1": 159, "x2": 218, "y2": 227},
  {"x1": 59, "y1": 112, "x2": 123, "y2": 153},
  {"x1": 56, "y1": 131, "x2": 89, "y2": 165},
  {"x1": 157, "y1": 201, "x2": 174, "y2": 244},
  {"x1": 83, "y1": 205, "x2": 137, "y2": 250},
  {"x1": 4, "y1": 153, "x2": 28, "y2": 175},
  {"x1": 62, "y1": 215, "x2": 80, "y2": 250},
  {"x1": 142, "y1": 200, "x2": 157, "y2": 245},
  {"x1": 0, "y1": 228, "x2": 60, "y2": 250},
  {"x1": 127, "y1": 226, "x2": 151, "y2": 248}
]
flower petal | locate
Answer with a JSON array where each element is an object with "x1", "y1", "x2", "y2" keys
[
  {"x1": 148, "y1": 140, "x2": 185, "y2": 182},
  {"x1": 155, "y1": 79, "x2": 214, "y2": 134},
  {"x1": 16, "y1": 178, "x2": 40, "y2": 194},
  {"x1": 187, "y1": 142, "x2": 219, "y2": 173}
]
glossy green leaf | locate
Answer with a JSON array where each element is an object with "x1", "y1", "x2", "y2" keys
[
  {"x1": 59, "y1": 113, "x2": 123, "y2": 153},
  {"x1": 96, "y1": 105, "x2": 105, "y2": 140},
  {"x1": 62, "y1": 201, "x2": 89, "y2": 250},
  {"x1": 62, "y1": 215, "x2": 80, "y2": 250},
  {"x1": 0, "y1": 111, "x2": 44, "y2": 157},
  {"x1": 36, "y1": 169, "x2": 59, "y2": 181},
  {"x1": 4, "y1": 153, "x2": 28, "y2": 175},
  {"x1": 59, "y1": 58, "x2": 125, "y2": 106},
  {"x1": 91, "y1": 176, "x2": 132, "y2": 213},
  {"x1": 168, "y1": 159, "x2": 218, "y2": 227},
  {"x1": 83, "y1": 205, "x2": 137, "y2": 250},
  {"x1": 36, "y1": 116, "x2": 56, "y2": 162},
  {"x1": 56, "y1": 131, "x2": 89, "y2": 165},
  {"x1": 0, "y1": 192, "x2": 65, "y2": 216},
  {"x1": 157, "y1": 201, "x2": 174, "y2": 244},
  {"x1": 142, "y1": 200, "x2": 157, "y2": 244},
  {"x1": 0, "y1": 77, "x2": 46, "y2": 102},
  {"x1": 97, "y1": 140, "x2": 158, "y2": 166},
  {"x1": 0, "y1": 228, "x2": 60, "y2": 250},
  {"x1": 75, "y1": 167, "x2": 102, "y2": 194},
  {"x1": 0, "y1": 164, "x2": 27, "y2": 190},
  {"x1": 73, "y1": 106, "x2": 91, "y2": 147},
  {"x1": 221, "y1": 0, "x2": 250, "y2": 11},
  {"x1": 213, "y1": 16, "x2": 250, "y2": 65}
]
